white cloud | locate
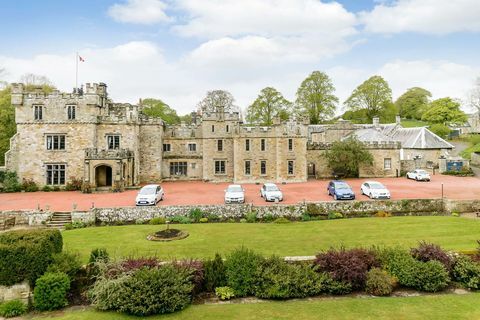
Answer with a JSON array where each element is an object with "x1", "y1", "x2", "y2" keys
[
  {"x1": 360, "y1": 0, "x2": 480, "y2": 34},
  {"x1": 108, "y1": 0, "x2": 172, "y2": 24}
]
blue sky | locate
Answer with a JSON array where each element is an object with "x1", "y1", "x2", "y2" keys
[{"x1": 1, "y1": 0, "x2": 479, "y2": 114}]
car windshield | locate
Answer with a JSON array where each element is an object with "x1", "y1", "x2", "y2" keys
[
  {"x1": 139, "y1": 187, "x2": 156, "y2": 195},
  {"x1": 335, "y1": 183, "x2": 350, "y2": 189},
  {"x1": 417, "y1": 170, "x2": 427, "y2": 174},
  {"x1": 369, "y1": 183, "x2": 385, "y2": 189},
  {"x1": 265, "y1": 185, "x2": 279, "y2": 191},
  {"x1": 227, "y1": 186, "x2": 243, "y2": 192}
]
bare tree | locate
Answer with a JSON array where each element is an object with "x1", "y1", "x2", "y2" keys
[
  {"x1": 469, "y1": 76, "x2": 480, "y2": 113},
  {"x1": 19, "y1": 73, "x2": 53, "y2": 86},
  {"x1": 197, "y1": 90, "x2": 238, "y2": 114}
]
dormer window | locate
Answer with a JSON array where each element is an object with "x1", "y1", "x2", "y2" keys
[
  {"x1": 34, "y1": 105, "x2": 43, "y2": 120},
  {"x1": 67, "y1": 105, "x2": 76, "y2": 120}
]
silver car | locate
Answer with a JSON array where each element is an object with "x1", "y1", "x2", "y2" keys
[
  {"x1": 260, "y1": 183, "x2": 284, "y2": 202},
  {"x1": 224, "y1": 184, "x2": 245, "y2": 204},
  {"x1": 135, "y1": 184, "x2": 164, "y2": 206},
  {"x1": 360, "y1": 181, "x2": 391, "y2": 199},
  {"x1": 407, "y1": 169, "x2": 431, "y2": 181}
]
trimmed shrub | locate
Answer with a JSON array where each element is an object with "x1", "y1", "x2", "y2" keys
[
  {"x1": 322, "y1": 276, "x2": 353, "y2": 295},
  {"x1": 170, "y1": 215, "x2": 193, "y2": 224},
  {"x1": 411, "y1": 241, "x2": 453, "y2": 272},
  {"x1": 89, "y1": 248, "x2": 110, "y2": 264},
  {"x1": 365, "y1": 268, "x2": 394, "y2": 296},
  {"x1": 253, "y1": 256, "x2": 323, "y2": 299},
  {"x1": 199, "y1": 217, "x2": 208, "y2": 223},
  {"x1": 0, "y1": 300, "x2": 27, "y2": 318},
  {"x1": 0, "y1": 229, "x2": 62, "y2": 286},
  {"x1": 225, "y1": 247, "x2": 263, "y2": 297},
  {"x1": 0, "y1": 171, "x2": 22, "y2": 193},
  {"x1": 47, "y1": 252, "x2": 82, "y2": 279},
  {"x1": 327, "y1": 212, "x2": 343, "y2": 219},
  {"x1": 149, "y1": 217, "x2": 166, "y2": 225},
  {"x1": 34, "y1": 272, "x2": 71, "y2": 311},
  {"x1": 245, "y1": 211, "x2": 257, "y2": 223},
  {"x1": 452, "y1": 256, "x2": 480, "y2": 290},
  {"x1": 42, "y1": 185, "x2": 53, "y2": 192},
  {"x1": 315, "y1": 248, "x2": 379, "y2": 290},
  {"x1": 215, "y1": 286, "x2": 235, "y2": 300},
  {"x1": 90, "y1": 265, "x2": 194, "y2": 316},
  {"x1": 415, "y1": 260, "x2": 449, "y2": 292},
  {"x1": 22, "y1": 178, "x2": 39, "y2": 192},
  {"x1": 203, "y1": 253, "x2": 227, "y2": 292}
]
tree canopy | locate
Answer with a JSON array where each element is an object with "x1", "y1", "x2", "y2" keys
[
  {"x1": 197, "y1": 90, "x2": 237, "y2": 114},
  {"x1": 395, "y1": 87, "x2": 432, "y2": 120},
  {"x1": 246, "y1": 87, "x2": 292, "y2": 125},
  {"x1": 344, "y1": 75, "x2": 393, "y2": 121},
  {"x1": 295, "y1": 71, "x2": 338, "y2": 124},
  {"x1": 141, "y1": 98, "x2": 181, "y2": 125},
  {"x1": 421, "y1": 97, "x2": 467, "y2": 125},
  {"x1": 0, "y1": 86, "x2": 15, "y2": 166},
  {"x1": 325, "y1": 138, "x2": 373, "y2": 178}
]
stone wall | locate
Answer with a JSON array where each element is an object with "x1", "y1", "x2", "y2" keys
[{"x1": 0, "y1": 281, "x2": 30, "y2": 304}]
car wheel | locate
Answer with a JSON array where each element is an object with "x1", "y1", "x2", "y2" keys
[
  {"x1": 415, "y1": 177, "x2": 419, "y2": 181},
  {"x1": 369, "y1": 193, "x2": 373, "y2": 199},
  {"x1": 333, "y1": 194, "x2": 338, "y2": 200}
]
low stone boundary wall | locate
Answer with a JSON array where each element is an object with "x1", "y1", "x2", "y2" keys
[{"x1": 3, "y1": 198, "x2": 480, "y2": 226}]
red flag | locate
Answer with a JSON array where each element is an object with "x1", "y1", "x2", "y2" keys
[{"x1": 79, "y1": 55, "x2": 85, "y2": 62}]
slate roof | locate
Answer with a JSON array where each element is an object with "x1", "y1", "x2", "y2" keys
[{"x1": 344, "y1": 128, "x2": 396, "y2": 143}]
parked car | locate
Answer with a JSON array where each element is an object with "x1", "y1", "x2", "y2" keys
[
  {"x1": 406, "y1": 169, "x2": 431, "y2": 181},
  {"x1": 360, "y1": 181, "x2": 391, "y2": 199},
  {"x1": 260, "y1": 183, "x2": 284, "y2": 202},
  {"x1": 135, "y1": 184, "x2": 164, "y2": 206},
  {"x1": 224, "y1": 184, "x2": 245, "y2": 204},
  {"x1": 327, "y1": 180, "x2": 355, "y2": 200}
]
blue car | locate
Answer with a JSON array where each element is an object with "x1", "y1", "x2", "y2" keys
[{"x1": 327, "y1": 180, "x2": 355, "y2": 200}]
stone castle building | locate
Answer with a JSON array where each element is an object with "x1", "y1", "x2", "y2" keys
[{"x1": 2, "y1": 83, "x2": 453, "y2": 189}]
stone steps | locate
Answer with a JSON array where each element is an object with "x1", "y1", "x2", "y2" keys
[{"x1": 46, "y1": 212, "x2": 72, "y2": 229}]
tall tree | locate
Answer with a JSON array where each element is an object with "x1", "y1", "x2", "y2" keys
[
  {"x1": 395, "y1": 87, "x2": 432, "y2": 120},
  {"x1": 19, "y1": 73, "x2": 55, "y2": 93},
  {"x1": 246, "y1": 87, "x2": 292, "y2": 125},
  {"x1": 421, "y1": 97, "x2": 467, "y2": 125},
  {"x1": 325, "y1": 137, "x2": 373, "y2": 178},
  {"x1": 469, "y1": 77, "x2": 480, "y2": 112},
  {"x1": 344, "y1": 75, "x2": 393, "y2": 121},
  {"x1": 0, "y1": 86, "x2": 15, "y2": 166},
  {"x1": 141, "y1": 98, "x2": 180, "y2": 125},
  {"x1": 295, "y1": 71, "x2": 338, "y2": 124},
  {"x1": 197, "y1": 90, "x2": 237, "y2": 114}
]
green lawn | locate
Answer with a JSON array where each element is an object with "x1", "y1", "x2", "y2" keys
[
  {"x1": 31, "y1": 293, "x2": 480, "y2": 320},
  {"x1": 400, "y1": 119, "x2": 429, "y2": 128},
  {"x1": 63, "y1": 217, "x2": 480, "y2": 262}
]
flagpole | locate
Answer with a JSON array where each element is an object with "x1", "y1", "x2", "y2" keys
[{"x1": 75, "y1": 52, "x2": 78, "y2": 91}]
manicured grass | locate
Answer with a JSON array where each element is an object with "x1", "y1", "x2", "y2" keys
[
  {"x1": 62, "y1": 217, "x2": 480, "y2": 262},
  {"x1": 401, "y1": 119, "x2": 429, "y2": 128},
  {"x1": 31, "y1": 293, "x2": 480, "y2": 320}
]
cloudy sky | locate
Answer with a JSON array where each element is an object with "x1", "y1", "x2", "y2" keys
[{"x1": 0, "y1": 0, "x2": 479, "y2": 115}]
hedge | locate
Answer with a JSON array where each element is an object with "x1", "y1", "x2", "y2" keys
[{"x1": 0, "y1": 229, "x2": 63, "y2": 286}]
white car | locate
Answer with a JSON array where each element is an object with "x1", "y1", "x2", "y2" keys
[
  {"x1": 135, "y1": 184, "x2": 164, "y2": 206},
  {"x1": 224, "y1": 184, "x2": 245, "y2": 204},
  {"x1": 360, "y1": 181, "x2": 391, "y2": 199},
  {"x1": 407, "y1": 169, "x2": 431, "y2": 181},
  {"x1": 260, "y1": 183, "x2": 284, "y2": 202}
]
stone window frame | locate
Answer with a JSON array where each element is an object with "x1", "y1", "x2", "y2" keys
[
  {"x1": 66, "y1": 104, "x2": 76, "y2": 120},
  {"x1": 33, "y1": 104, "x2": 43, "y2": 120},
  {"x1": 191, "y1": 162, "x2": 196, "y2": 169},
  {"x1": 211, "y1": 125, "x2": 215, "y2": 132},
  {"x1": 261, "y1": 139, "x2": 266, "y2": 151},
  {"x1": 45, "y1": 134, "x2": 66, "y2": 151},
  {"x1": 106, "y1": 134, "x2": 121, "y2": 150},
  {"x1": 288, "y1": 138, "x2": 293, "y2": 151},
  {"x1": 187, "y1": 143, "x2": 197, "y2": 152},
  {"x1": 260, "y1": 160, "x2": 267, "y2": 176},
  {"x1": 163, "y1": 143, "x2": 171, "y2": 152},
  {"x1": 245, "y1": 139, "x2": 250, "y2": 151},
  {"x1": 244, "y1": 160, "x2": 251, "y2": 176},
  {"x1": 287, "y1": 160, "x2": 295, "y2": 175},
  {"x1": 217, "y1": 139, "x2": 223, "y2": 152},
  {"x1": 214, "y1": 160, "x2": 226, "y2": 175},
  {"x1": 170, "y1": 161, "x2": 188, "y2": 176},
  {"x1": 226, "y1": 124, "x2": 230, "y2": 133},
  {"x1": 384, "y1": 158, "x2": 392, "y2": 170},
  {"x1": 45, "y1": 163, "x2": 66, "y2": 185}
]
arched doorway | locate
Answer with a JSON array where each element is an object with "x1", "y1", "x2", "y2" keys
[{"x1": 95, "y1": 165, "x2": 112, "y2": 187}]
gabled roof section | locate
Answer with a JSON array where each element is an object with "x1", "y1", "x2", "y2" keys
[
  {"x1": 389, "y1": 127, "x2": 454, "y2": 149},
  {"x1": 344, "y1": 128, "x2": 396, "y2": 143}
]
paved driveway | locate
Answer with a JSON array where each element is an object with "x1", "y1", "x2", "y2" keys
[{"x1": 0, "y1": 175, "x2": 478, "y2": 212}]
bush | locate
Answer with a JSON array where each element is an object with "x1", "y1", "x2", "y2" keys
[
  {"x1": 0, "y1": 229, "x2": 62, "y2": 286},
  {"x1": 305, "y1": 203, "x2": 324, "y2": 217},
  {"x1": 273, "y1": 217, "x2": 290, "y2": 224},
  {"x1": 322, "y1": 276, "x2": 353, "y2": 295},
  {"x1": 328, "y1": 212, "x2": 343, "y2": 219},
  {"x1": 415, "y1": 260, "x2": 449, "y2": 292},
  {"x1": 315, "y1": 247, "x2": 379, "y2": 290},
  {"x1": 203, "y1": 253, "x2": 227, "y2": 292},
  {"x1": 47, "y1": 252, "x2": 82, "y2": 279},
  {"x1": 0, "y1": 171, "x2": 21, "y2": 193},
  {"x1": 215, "y1": 286, "x2": 235, "y2": 300},
  {"x1": 89, "y1": 248, "x2": 110, "y2": 264},
  {"x1": 365, "y1": 268, "x2": 394, "y2": 296},
  {"x1": 301, "y1": 213, "x2": 313, "y2": 221},
  {"x1": 225, "y1": 247, "x2": 263, "y2": 297},
  {"x1": 81, "y1": 182, "x2": 92, "y2": 193},
  {"x1": 173, "y1": 260, "x2": 204, "y2": 295},
  {"x1": 199, "y1": 217, "x2": 208, "y2": 223},
  {"x1": 411, "y1": 241, "x2": 453, "y2": 272},
  {"x1": 263, "y1": 213, "x2": 275, "y2": 222},
  {"x1": 376, "y1": 211, "x2": 391, "y2": 218},
  {"x1": 0, "y1": 300, "x2": 27, "y2": 318},
  {"x1": 65, "y1": 177, "x2": 83, "y2": 191},
  {"x1": 149, "y1": 217, "x2": 166, "y2": 225},
  {"x1": 64, "y1": 221, "x2": 87, "y2": 230},
  {"x1": 245, "y1": 211, "x2": 257, "y2": 223},
  {"x1": 188, "y1": 208, "x2": 204, "y2": 222},
  {"x1": 170, "y1": 215, "x2": 193, "y2": 224},
  {"x1": 120, "y1": 257, "x2": 160, "y2": 272},
  {"x1": 42, "y1": 185, "x2": 53, "y2": 192},
  {"x1": 22, "y1": 178, "x2": 39, "y2": 192},
  {"x1": 90, "y1": 265, "x2": 194, "y2": 316},
  {"x1": 452, "y1": 256, "x2": 480, "y2": 290},
  {"x1": 253, "y1": 256, "x2": 323, "y2": 299},
  {"x1": 34, "y1": 272, "x2": 70, "y2": 311}
]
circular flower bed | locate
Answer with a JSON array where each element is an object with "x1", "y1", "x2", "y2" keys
[{"x1": 147, "y1": 228, "x2": 189, "y2": 242}]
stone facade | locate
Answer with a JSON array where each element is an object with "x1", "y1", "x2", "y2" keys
[{"x1": 3, "y1": 83, "x2": 453, "y2": 187}]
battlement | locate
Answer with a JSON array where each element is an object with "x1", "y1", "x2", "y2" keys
[{"x1": 307, "y1": 141, "x2": 401, "y2": 150}]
